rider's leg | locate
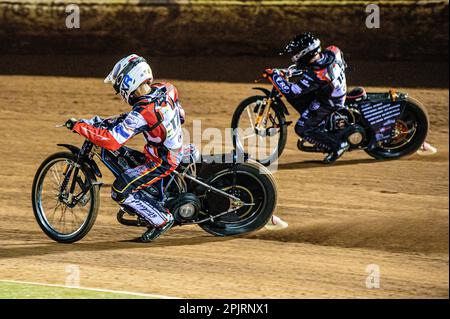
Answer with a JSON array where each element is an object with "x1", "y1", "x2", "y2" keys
[
  {"x1": 294, "y1": 100, "x2": 348, "y2": 163},
  {"x1": 111, "y1": 157, "x2": 176, "y2": 241},
  {"x1": 295, "y1": 100, "x2": 340, "y2": 150}
]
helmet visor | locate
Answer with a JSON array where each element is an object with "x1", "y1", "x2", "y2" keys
[
  {"x1": 291, "y1": 39, "x2": 321, "y2": 65},
  {"x1": 291, "y1": 51, "x2": 303, "y2": 64},
  {"x1": 104, "y1": 61, "x2": 123, "y2": 84}
]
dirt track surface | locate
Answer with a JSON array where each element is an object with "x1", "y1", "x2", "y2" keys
[{"x1": 0, "y1": 75, "x2": 448, "y2": 298}]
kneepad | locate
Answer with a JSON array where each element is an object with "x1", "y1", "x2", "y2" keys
[
  {"x1": 295, "y1": 120, "x2": 307, "y2": 137},
  {"x1": 111, "y1": 178, "x2": 129, "y2": 203}
]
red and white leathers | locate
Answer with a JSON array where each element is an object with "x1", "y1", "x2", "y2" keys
[{"x1": 73, "y1": 82, "x2": 184, "y2": 227}]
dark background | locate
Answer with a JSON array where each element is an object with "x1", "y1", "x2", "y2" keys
[{"x1": 0, "y1": 0, "x2": 448, "y2": 87}]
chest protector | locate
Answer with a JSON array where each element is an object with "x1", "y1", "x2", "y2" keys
[
  {"x1": 325, "y1": 47, "x2": 347, "y2": 98},
  {"x1": 142, "y1": 84, "x2": 183, "y2": 151}
]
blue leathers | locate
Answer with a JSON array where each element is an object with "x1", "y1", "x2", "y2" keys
[{"x1": 272, "y1": 45, "x2": 347, "y2": 151}]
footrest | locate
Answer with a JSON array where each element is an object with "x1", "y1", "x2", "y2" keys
[
  {"x1": 117, "y1": 208, "x2": 147, "y2": 227},
  {"x1": 297, "y1": 139, "x2": 325, "y2": 153}
]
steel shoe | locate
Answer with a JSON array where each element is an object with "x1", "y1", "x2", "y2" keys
[{"x1": 140, "y1": 213, "x2": 174, "y2": 243}]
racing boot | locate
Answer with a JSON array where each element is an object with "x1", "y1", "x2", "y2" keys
[
  {"x1": 121, "y1": 192, "x2": 174, "y2": 242},
  {"x1": 323, "y1": 141, "x2": 349, "y2": 164},
  {"x1": 297, "y1": 138, "x2": 327, "y2": 152},
  {"x1": 141, "y1": 211, "x2": 174, "y2": 242}
]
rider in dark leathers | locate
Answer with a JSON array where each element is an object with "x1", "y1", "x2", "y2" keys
[{"x1": 270, "y1": 32, "x2": 349, "y2": 163}]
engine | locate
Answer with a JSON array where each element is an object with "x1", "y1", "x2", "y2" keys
[
  {"x1": 167, "y1": 193, "x2": 201, "y2": 224},
  {"x1": 328, "y1": 110, "x2": 366, "y2": 148},
  {"x1": 345, "y1": 125, "x2": 366, "y2": 147}
]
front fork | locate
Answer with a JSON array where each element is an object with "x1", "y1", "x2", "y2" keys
[
  {"x1": 60, "y1": 157, "x2": 97, "y2": 208},
  {"x1": 59, "y1": 162, "x2": 81, "y2": 207},
  {"x1": 255, "y1": 98, "x2": 273, "y2": 130}
]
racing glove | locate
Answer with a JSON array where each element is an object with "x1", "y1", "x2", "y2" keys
[
  {"x1": 264, "y1": 68, "x2": 285, "y2": 77},
  {"x1": 64, "y1": 118, "x2": 79, "y2": 130}
]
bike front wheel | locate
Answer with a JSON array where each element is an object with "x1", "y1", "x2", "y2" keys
[
  {"x1": 31, "y1": 152, "x2": 100, "y2": 243},
  {"x1": 231, "y1": 95, "x2": 287, "y2": 166}
]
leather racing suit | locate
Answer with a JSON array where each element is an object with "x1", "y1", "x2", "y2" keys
[
  {"x1": 272, "y1": 46, "x2": 347, "y2": 151},
  {"x1": 73, "y1": 82, "x2": 184, "y2": 227}
]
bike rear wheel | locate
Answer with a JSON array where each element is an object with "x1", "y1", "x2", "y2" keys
[
  {"x1": 198, "y1": 161, "x2": 277, "y2": 236},
  {"x1": 31, "y1": 152, "x2": 100, "y2": 243},
  {"x1": 365, "y1": 97, "x2": 429, "y2": 159},
  {"x1": 231, "y1": 95, "x2": 287, "y2": 166}
]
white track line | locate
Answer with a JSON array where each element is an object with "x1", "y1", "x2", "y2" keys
[{"x1": 0, "y1": 279, "x2": 180, "y2": 299}]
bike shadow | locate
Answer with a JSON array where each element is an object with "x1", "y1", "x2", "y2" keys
[
  {"x1": 0, "y1": 234, "x2": 238, "y2": 260},
  {"x1": 122, "y1": 234, "x2": 237, "y2": 247},
  {"x1": 277, "y1": 158, "x2": 386, "y2": 170}
]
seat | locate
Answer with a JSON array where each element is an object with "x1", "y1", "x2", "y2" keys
[{"x1": 346, "y1": 87, "x2": 367, "y2": 102}]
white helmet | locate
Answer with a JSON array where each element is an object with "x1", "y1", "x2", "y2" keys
[{"x1": 104, "y1": 54, "x2": 153, "y2": 105}]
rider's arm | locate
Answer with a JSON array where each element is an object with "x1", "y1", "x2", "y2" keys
[
  {"x1": 166, "y1": 83, "x2": 185, "y2": 124},
  {"x1": 73, "y1": 110, "x2": 148, "y2": 151},
  {"x1": 177, "y1": 100, "x2": 185, "y2": 124},
  {"x1": 270, "y1": 69, "x2": 323, "y2": 99}
]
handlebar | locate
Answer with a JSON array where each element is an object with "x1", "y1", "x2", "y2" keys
[
  {"x1": 56, "y1": 113, "x2": 127, "y2": 130},
  {"x1": 256, "y1": 64, "x2": 303, "y2": 83},
  {"x1": 275, "y1": 64, "x2": 304, "y2": 78}
]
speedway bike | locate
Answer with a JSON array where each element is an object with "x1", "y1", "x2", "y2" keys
[
  {"x1": 31, "y1": 117, "x2": 277, "y2": 243},
  {"x1": 231, "y1": 65, "x2": 429, "y2": 165}
]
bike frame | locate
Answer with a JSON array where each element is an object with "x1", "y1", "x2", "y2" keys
[{"x1": 56, "y1": 140, "x2": 253, "y2": 214}]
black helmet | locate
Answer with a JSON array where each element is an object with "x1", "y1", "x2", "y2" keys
[{"x1": 283, "y1": 32, "x2": 322, "y2": 67}]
